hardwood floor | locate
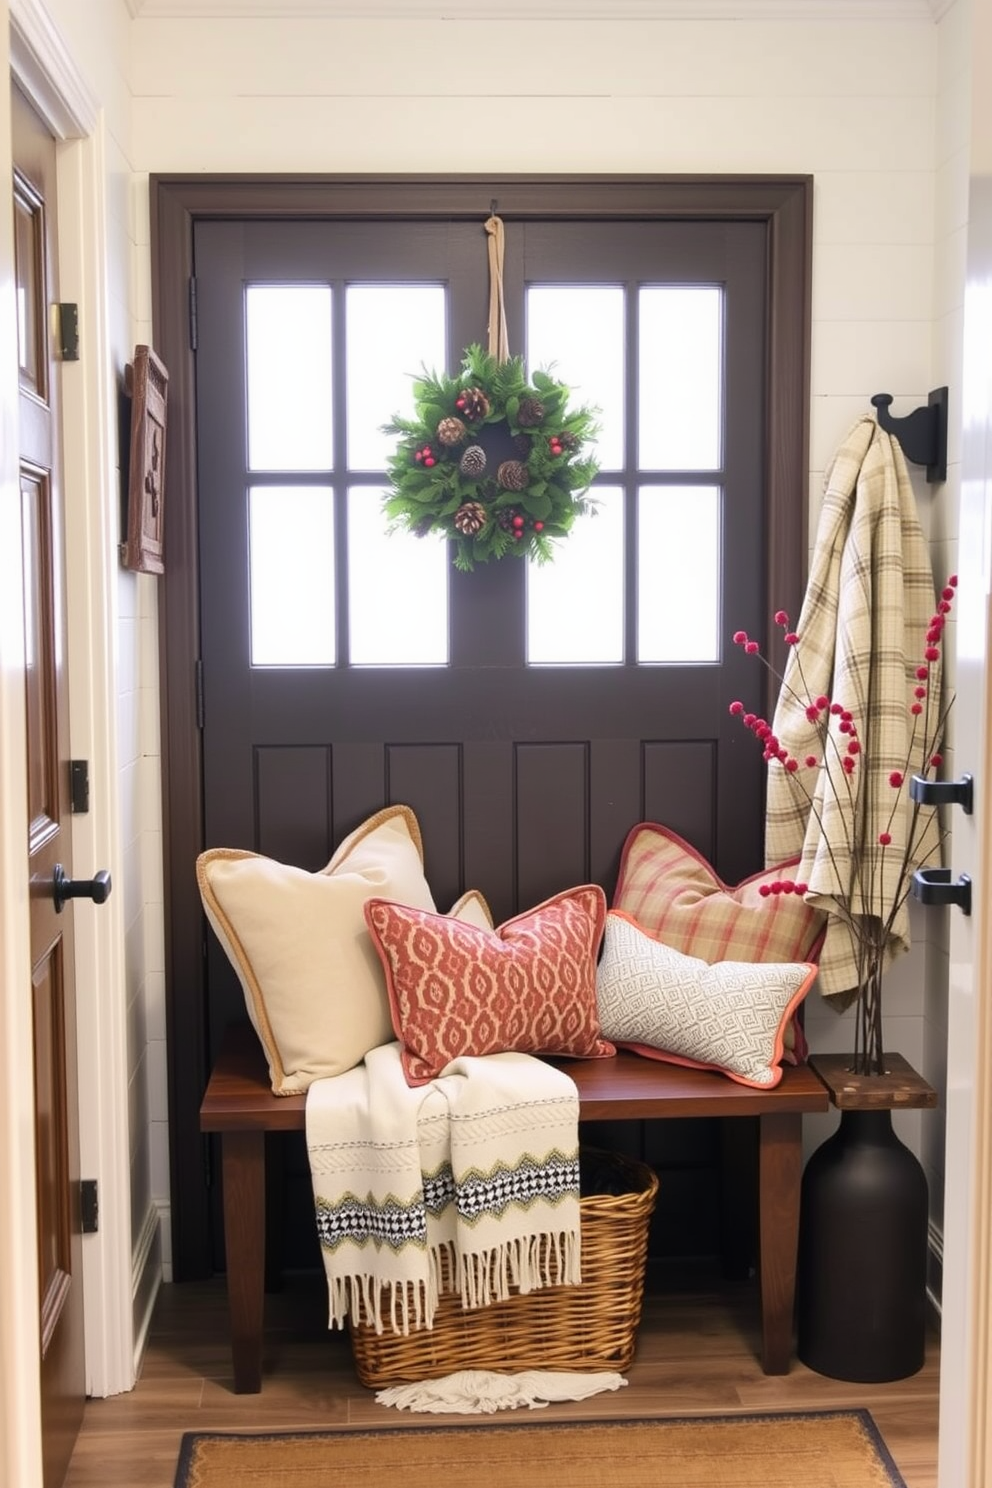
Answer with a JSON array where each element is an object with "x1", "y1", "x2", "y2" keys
[{"x1": 63, "y1": 1267, "x2": 940, "y2": 1487}]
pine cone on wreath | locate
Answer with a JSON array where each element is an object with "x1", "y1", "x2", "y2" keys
[
  {"x1": 497, "y1": 507, "x2": 520, "y2": 531},
  {"x1": 517, "y1": 397, "x2": 546, "y2": 427},
  {"x1": 513, "y1": 433, "x2": 533, "y2": 459},
  {"x1": 459, "y1": 445, "x2": 487, "y2": 477},
  {"x1": 558, "y1": 430, "x2": 579, "y2": 452},
  {"x1": 455, "y1": 387, "x2": 491, "y2": 422},
  {"x1": 453, "y1": 500, "x2": 488, "y2": 536},
  {"x1": 437, "y1": 416, "x2": 467, "y2": 447},
  {"x1": 496, "y1": 459, "x2": 529, "y2": 492}
]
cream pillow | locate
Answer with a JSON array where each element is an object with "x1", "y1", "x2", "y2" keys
[
  {"x1": 446, "y1": 888, "x2": 495, "y2": 930},
  {"x1": 197, "y1": 805, "x2": 441, "y2": 1095}
]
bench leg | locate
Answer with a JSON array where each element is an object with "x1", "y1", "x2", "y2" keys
[
  {"x1": 757, "y1": 1110, "x2": 802, "y2": 1374},
  {"x1": 220, "y1": 1129, "x2": 266, "y2": 1393}
]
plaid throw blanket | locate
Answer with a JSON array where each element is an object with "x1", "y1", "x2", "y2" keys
[
  {"x1": 764, "y1": 417, "x2": 941, "y2": 1000},
  {"x1": 306, "y1": 1041, "x2": 581, "y2": 1335}
]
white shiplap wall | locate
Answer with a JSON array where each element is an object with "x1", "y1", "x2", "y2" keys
[{"x1": 129, "y1": 10, "x2": 943, "y2": 1154}]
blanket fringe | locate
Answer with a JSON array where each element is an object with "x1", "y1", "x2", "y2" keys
[
  {"x1": 330, "y1": 1231, "x2": 581, "y2": 1335},
  {"x1": 375, "y1": 1369, "x2": 628, "y2": 1414},
  {"x1": 455, "y1": 1229, "x2": 581, "y2": 1309}
]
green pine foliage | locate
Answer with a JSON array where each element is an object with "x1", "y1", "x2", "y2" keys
[{"x1": 382, "y1": 344, "x2": 600, "y2": 571}]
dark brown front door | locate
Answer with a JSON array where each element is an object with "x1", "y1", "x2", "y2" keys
[
  {"x1": 191, "y1": 210, "x2": 770, "y2": 1263},
  {"x1": 150, "y1": 174, "x2": 812, "y2": 1280},
  {"x1": 12, "y1": 83, "x2": 86, "y2": 1487}
]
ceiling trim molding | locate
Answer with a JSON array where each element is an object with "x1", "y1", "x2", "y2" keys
[
  {"x1": 125, "y1": 0, "x2": 941, "y2": 20},
  {"x1": 10, "y1": 0, "x2": 98, "y2": 138}
]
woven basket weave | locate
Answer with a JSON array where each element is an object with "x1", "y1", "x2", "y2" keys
[{"x1": 349, "y1": 1147, "x2": 659, "y2": 1387}]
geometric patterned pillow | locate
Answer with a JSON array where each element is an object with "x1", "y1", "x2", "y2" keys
[
  {"x1": 596, "y1": 911, "x2": 818, "y2": 1089},
  {"x1": 612, "y1": 822, "x2": 826, "y2": 1064},
  {"x1": 364, "y1": 885, "x2": 614, "y2": 1086}
]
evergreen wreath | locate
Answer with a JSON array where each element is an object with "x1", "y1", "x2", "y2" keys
[{"x1": 382, "y1": 343, "x2": 600, "y2": 571}]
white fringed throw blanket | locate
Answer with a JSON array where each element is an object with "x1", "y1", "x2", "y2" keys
[{"x1": 306, "y1": 1041, "x2": 581, "y2": 1335}]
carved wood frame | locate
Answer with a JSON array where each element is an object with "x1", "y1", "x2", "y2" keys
[{"x1": 121, "y1": 344, "x2": 169, "y2": 574}]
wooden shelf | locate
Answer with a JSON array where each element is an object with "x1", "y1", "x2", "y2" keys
[{"x1": 809, "y1": 1052, "x2": 938, "y2": 1111}]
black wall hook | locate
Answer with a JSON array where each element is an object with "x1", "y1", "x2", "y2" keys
[
  {"x1": 871, "y1": 387, "x2": 948, "y2": 483},
  {"x1": 910, "y1": 771, "x2": 973, "y2": 815},
  {"x1": 912, "y1": 867, "x2": 971, "y2": 915}
]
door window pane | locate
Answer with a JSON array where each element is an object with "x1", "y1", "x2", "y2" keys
[
  {"x1": 638, "y1": 486, "x2": 720, "y2": 662},
  {"x1": 527, "y1": 488, "x2": 624, "y2": 665},
  {"x1": 249, "y1": 486, "x2": 335, "y2": 665},
  {"x1": 347, "y1": 286, "x2": 446, "y2": 471},
  {"x1": 246, "y1": 286, "x2": 333, "y2": 472},
  {"x1": 527, "y1": 285, "x2": 624, "y2": 471},
  {"x1": 639, "y1": 287, "x2": 722, "y2": 471},
  {"x1": 348, "y1": 487, "x2": 447, "y2": 665}
]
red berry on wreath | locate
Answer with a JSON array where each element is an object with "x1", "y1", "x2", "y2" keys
[
  {"x1": 534, "y1": 521, "x2": 545, "y2": 532},
  {"x1": 512, "y1": 514, "x2": 525, "y2": 529}
]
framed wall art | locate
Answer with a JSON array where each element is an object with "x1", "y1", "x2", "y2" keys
[{"x1": 121, "y1": 344, "x2": 169, "y2": 574}]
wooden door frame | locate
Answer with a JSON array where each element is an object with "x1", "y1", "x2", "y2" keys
[
  {"x1": 150, "y1": 172, "x2": 813, "y2": 1282},
  {"x1": 6, "y1": 0, "x2": 136, "y2": 1414}
]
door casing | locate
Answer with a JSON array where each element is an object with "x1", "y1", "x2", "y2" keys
[
  {"x1": 150, "y1": 171, "x2": 814, "y2": 1282},
  {"x1": 7, "y1": 0, "x2": 137, "y2": 1427}
]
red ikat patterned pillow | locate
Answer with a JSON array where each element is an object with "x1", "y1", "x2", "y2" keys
[{"x1": 364, "y1": 885, "x2": 614, "y2": 1086}]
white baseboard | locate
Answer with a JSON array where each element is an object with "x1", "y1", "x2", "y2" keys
[{"x1": 132, "y1": 1201, "x2": 165, "y2": 1375}]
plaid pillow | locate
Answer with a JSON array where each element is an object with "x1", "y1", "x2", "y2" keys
[{"x1": 612, "y1": 823, "x2": 826, "y2": 1063}]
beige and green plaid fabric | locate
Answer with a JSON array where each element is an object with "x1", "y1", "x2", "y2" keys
[{"x1": 764, "y1": 417, "x2": 942, "y2": 1001}]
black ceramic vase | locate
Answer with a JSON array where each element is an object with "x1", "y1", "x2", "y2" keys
[{"x1": 796, "y1": 1108, "x2": 928, "y2": 1382}]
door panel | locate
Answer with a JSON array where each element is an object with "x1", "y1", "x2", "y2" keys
[
  {"x1": 193, "y1": 212, "x2": 770, "y2": 1267},
  {"x1": 13, "y1": 82, "x2": 86, "y2": 1488},
  {"x1": 194, "y1": 218, "x2": 767, "y2": 920}
]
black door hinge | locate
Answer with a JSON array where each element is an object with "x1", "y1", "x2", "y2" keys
[
  {"x1": 57, "y1": 302, "x2": 79, "y2": 361},
  {"x1": 195, "y1": 658, "x2": 204, "y2": 729},
  {"x1": 70, "y1": 759, "x2": 90, "y2": 814},
  {"x1": 81, "y1": 1179, "x2": 99, "y2": 1234},
  {"x1": 188, "y1": 276, "x2": 198, "y2": 351}
]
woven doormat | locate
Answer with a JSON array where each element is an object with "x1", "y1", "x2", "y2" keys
[{"x1": 174, "y1": 1408, "x2": 907, "y2": 1488}]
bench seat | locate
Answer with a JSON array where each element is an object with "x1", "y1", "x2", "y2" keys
[{"x1": 200, "y1": 1022, "x2": 829, "y2": 1392}]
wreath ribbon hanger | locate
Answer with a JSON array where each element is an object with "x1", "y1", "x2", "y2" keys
[
  {"x1": 380, "y1": 209, "x2": 599, "y2": 570},
  {"x1": 485, "y1": 209, "x2": 510, "y2": 365}
]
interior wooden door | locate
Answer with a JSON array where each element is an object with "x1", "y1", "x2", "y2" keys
[{"x1": 13, "y1": 81, "x2": 86, "y2": 1488}]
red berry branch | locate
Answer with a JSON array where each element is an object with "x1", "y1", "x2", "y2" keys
[{"x1": 728, "y1": 575, "x2": 958, "y2": 1074}]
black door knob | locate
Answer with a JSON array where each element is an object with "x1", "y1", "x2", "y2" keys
[{"x1": 52, "y1": 864, "x2": 112, "y2": 914}]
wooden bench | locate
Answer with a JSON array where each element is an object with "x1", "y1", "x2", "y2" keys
[{"x1": 200, "y1": 1022, "x2": 830, "y2": 1392}]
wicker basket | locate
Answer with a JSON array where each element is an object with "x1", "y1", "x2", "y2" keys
[{"x1": 349, "y1": 1147, "x2": 659, "y2": 1387}]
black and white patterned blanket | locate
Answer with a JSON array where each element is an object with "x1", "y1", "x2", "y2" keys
[{"x1": 306, "y1": 1041, "x2": 581, "y2": 1335}]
